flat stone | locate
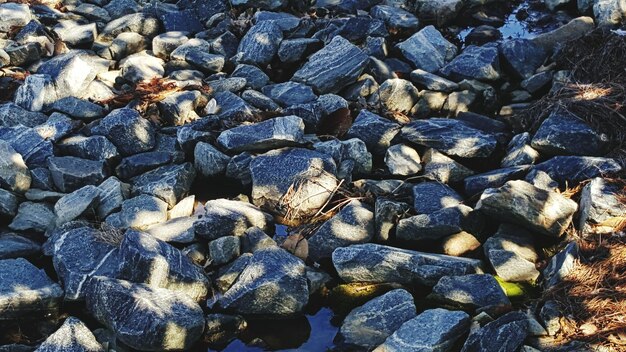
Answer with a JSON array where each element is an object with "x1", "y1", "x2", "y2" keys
[
  {"x1": 215, "y1": 253, "x2": 252, "y2": 293},
  {"x1": 218, "y1": 115, "x2": 305, "y2": 153},
  {"x1": 430, "y1": 274, "x2": 511, "y2": 310},
  {"x1": 441, "y1": 231, "x2": 481, "y2": 257},
  {"x1": 230, "y1": 0, "x2": 288, "y2": 10},
  {"x1": 440, "y1": 45, "x2": 501, "y2": 82},
  {"x1": 397, "y1": 205, "x2": 473, "y2": 242},
  {"x1": 292, "y1": 36, "x2": 368, "y2": 94},
  {"x1": 332, "y1": 243, "x2": 484, "y2": 286},
  {"x1": 412, "y1": 182, "x2": 463, "y2": 214},
  {"x1": 34, "y1": 113, "x2": 80, "y2": 142},
  {"x1": 120, "y1": 51, "x2": 164, "y2": 83},
  {"x1": 214, "y1": 91, "x2": 254, "y2": 121},
  {"x1": 0, "y1": 140, "x2": 31, "y2": 193},
  {"x1": 54, "y1": 185, "x2": 100, "y2": 225},
  {"x1": 0, "y1": 258, "x2": 63, "y2": 320},
  {"x1": 146, "y1": 215, "x2": 198, "y2": 243},
  {"x1": 57, "y1": 135, "x2": 119, "y2": 162},
  {"x1": 338, "y1": 289, "x2": 416, "y2": 349},
  {"x1": 152, "y1": 31, "x2": 189, "y2": 59},
  {"x1": 531, "y1": 109, "x2": 606, "y2": 156},
  {"x1": 422, "y1": 148, "x2": 475, "y2": 183},
  {"x1": 533, "y1": 156, "x2": 622, "y2": 186},
  {"x1": 131, "y1": 163, "x2": 196, "y2": 208},
  {"x1": 115, "y1": 151, "x2": 174, "y2": 180},
  {"x1": 385, "y1": 144, "x2": 422, "y2": 176},
  {"x1": 531, "y1": 16, "x2": 594, "y2": 54},
  {"x1": 48, "y1": 156, "x2": 107, "y2": 193},
  {"x1": 14, "y1": 74, "x2": 58, "y2": 112},
  {"x1": 217, "y1": 247, "x2": 308, "y2": 316},
  {"x1": 118, "y1": 195, "x2": 168, "y2": 229},
  {"x1": 370, "y1": 5, "x2": 419, "y2": 31},
  {"x1": 171, "y1": 39, "x2": 225, "y2": 73},
  {"x1": 0, "y1": 124, "x2": 53, "y2": 168},
  {"x1": 236, "y1": 21, "x2": 282, "y2": 65},
  {"x1": 0, "y1": 233, "x2": 41, "y2": 259},
  {"x1": 262, "y1": 81, "x2": 316, "y2": 107},
  {"x1": 86, "y1": 277, "x2": 204, "y2": 350},
  {"x1": 194, "y1": 198, "x2": 272, "y2": 240},
  {"x1": 461, "y1": 311, "x2": 529, "y2": 352},
  {"x1": 0, "y1": 3, "x2": 32, "y2": 32},
  {"x1": 476, "y1": 180, "x2": 578, "y2": 237},
  {"x1": 308, "y1": 200, "x2": 375, "y2": 262},
  {"x1": 0, "y1": 103, "x2": 47, "y2": 127},
  {"x1": 402, "y1": 118, "x2": 498, "y2": 158},
  {"x1": 91, "y1": 108, "x2": 156, "y2": 157},
  {"x1": 194, "y1": 142, "x2": 230, "y2": 177},
  {"x1": 395, "y1": 25, "x2": 457, "y2": 72},
  {"x1": 38, "y1": 52, "x2": 102, "y2": 99},
  {"x1": 410, "y1": 69, "x2": 459, "y2": 92},
  {"x1": 9, "y1": 201, "x2": 55, "y2": 232},
  {"x1": 464, "y1": 165, "x2": 531, "y2": 196},
  {"x1": 375, "y1": 308, "x2": 470, "y2": 352},
  {"x1": 484, "y1": 224, "x2": 540, "y2": 283},
  {"x1": 231, "y1": 64, "x2": 270, "y2": 90}
]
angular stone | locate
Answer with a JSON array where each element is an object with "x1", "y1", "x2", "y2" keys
[
  {"x1": 0, "y1": 233, "x2": 41, "y2": 259},
  {"x1": 54, "y1": 185, "x2": 100, "y2": 225},
  {"x1": 461, "y1": 311, "x2": 528, "y2": 352},
  {"x1": 533, "y1": 156, "x2": 622, "y2": 186},
  {"x1": 0, "y1": 188, "x2": 18, "y2": 218},
  {"x1": 594, "y1": 0, "x2": 626, "y2": 26},
  {"x1": 217, "y1": 115, "x2": 305, "y2": 153},
  {"x1": 48, "y1": 156, "x2": 107, "y2": 193},
  {"x1": 54, "y1": 21, "x2": 97, "y2": 47},
  {"x1": 232, "y1": 64, "x2": 270, "y2": 90},
  {"x1": 278, "y1": 38, "x2": 321, "y2": 63},
  {"x1": 237, "y1": 21, "x2": 282, "y2": 65},
  {"x1": 0, "y1": 103, "x2": 47, "y2": 127},
  {"x1": 531, "y1": 109, "x2": 605, "y2": 156},
  {"x1": 215, "y1": 253, "x2": 252, "y2": 293},
  {"x1": 118, "y1": 195, "x2": 168, "y2": 229},
  {"x1": 385, "y1": 144, "x2": 422, "y2": 176},
  {"x1": 579, "y1": 177, "x2": 626, "y2": 233},
  {"x1": 0, "y1": 124, "x2": 53, "y2": 169},
  {"x1": 341, "y1": 138, "x2": 372, "y2": 175},
  {"x1": 476, "y1": 180, "x2": 578, "y2": 237},
  {"x1": 226, "y1": 152, "x2": 254, "y2": 186},
  {"x1": 115, "y1": 151, "x2": 175, "y2": 180},
  {"x1": 464, "y1": 165, "x2": 531, "y2": 196},
  {"x1": 345, "y1": 110, "x2": 400, "y2": 156},
  {"x1": 338, "y1": 289, "x2": 416, "y2": 349},
  {"x1": 308, "y1": 200, "x2": 374, "y2": 262},
  {"x1": 38, "y1": 52, "x2": 102, "y2": 99},
  {"x1": 374, "y1": 198, "x2": 411, "y2": 242},
  {"x1": 120, "y1": 51, "x2": 164, "y2": 83},
  {"x1": 430, "y1": 274, "x2": 511, "y2": 310},
  {"x1": 118, "y1": 230, "x2": 210, "y2": 301},
  {"x1": 230, "y1": 0, "x2": 288, "y2": 10},
  {"x1": 194, "y1": 142, "x2": 230, "y2": 177},
  {"x1": 0, "y1": 3, "x2": 32, "y2": 32},
  {"x1": 209, "y1": 236, "x2": 241, "y2": 266},
  {"x1": 9, "y1": 201, "x2": 55, "y2": 232},
  {"x1": 543, "y1": 242, "x2": 579, "y2": 288},
  {"x1": 370, "y1": 5, "x2": 419, "y2": 31},
  {"x1": 375, "y1": 308, "x2": 470, "y2": 352},
  {"x1": 499, "y1": 39, "x2": 547, "y2": 79},
  {"x1": 95, "y1": 177, "x2": 126, "y2": 219},
  {"x1": 397, "y1": 205, "x2": 473, "y2": 241},
  {"x1": 37, "y1": 317, "x2": 103, "y2": 351},
  {"x1": 422, "y1": 148, "x2": 475, "y2": 183},
  {"x1": 92, "y1": 108, "x2": 156, "y2": 157},
  {"x1": 0, "y1": 258, "x2": 63, "y2": 320},
  {"x1": 217, "y1": 247, "x2": 308, "y2": 316},
  {"x1": 261, "y1": 81, "x2": 316, "y2": 107},
  {"x1": 100, "y1": 13, "x2": 160, "y2": 40},
  {"x1": 57, "y1": 135, "x2": 119, "y2": 162},
  {"x1": 410, "y1": 69, "x2": 459, "y2": 92},
  {"x1": 413, "y1": 0, "x2": 464, "y2": 25},
  {"x1": 402, "y1": 118, "x2": 498, "y2": 158},
  {"x1": 292, "y1": 36, "x2": 368, "y2": 94},
  {"x1": 376, "y1": 78, "x2": 419, "y2": 113},
  {"x1": 14, "y1": 74, "x2": 58, "y2": 112},
  {"x1": 441, "y1": 231, "x2": 481, "y2": 257},
  {"x1": 441, "y1": 45, "x2": 501, "y2": 82},
  {"x1": 484, "y1": 224, "x2": 540, "y2": 283},
  {"x1": 241, "y1": 227, "x2": 276, "y2": 253},
  {"x1": 332, "y1": 243, "x2": 484, "y2": 286},
  {"x1": 194, "y1": 198, "x2": 272, "y2": 240},
  {"x1": 131, "y1": 163, "x2": 196, "y2": 208},
  {"x1": 412, "y1": 182, "x2": 463, "y2": 214},
  {"x1": 86, "y1": 277, "x2": 204, "y2": 350},
  {"x1": 501, "y1": 132, "x2": 539, "y2": 167},
  {"x1": 146, "y1": 215, "x2": 198, "y2": 243},
  {"x1": 395, "y1": 25, "x2": 457, "y2": 73},
  {"x1": 0, "y1": 140, "x2": 31, "y2": 193},
  {"x1": 171, "y1": 39, "x2": 225, "y2": 73}
]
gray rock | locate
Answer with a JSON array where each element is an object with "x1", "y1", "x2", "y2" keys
[
  {"x1": 0, "y1": 233, "x2": 40, "y2": 259},
  {"x1": 5, "y1": 42, "x2": 40, "y2": 67},
  {"x1": 215, "y1": 253, "x2": 252, "y2": 293},
  {"x1": 412, "y1": 182, "x2": 463, "y2": 214},
  {"x1": 397, "y1": 205, "x2": 473, "y2": 242},
  {"x1": 204, "y1": 313, "x2": 247, "y2": 346},
  {"x1": 413, "y1": 0, "x2": 464, "y2": 26},
  {"x1": 345, "y1": 110, "x2": 400, "y2": 156},
  {"x1": 402, "y1": 118, "x2": 498, "y2": 158},
  {"x1": 226, "y1": 152, "x2": 254, "y2": 185},
  {"x1": 53, "y1": 21, "x2": 97, "y2": 47},
  {"x1": 54, "y1": 185, "x2": 100, "y2": 225},
  {"x1": 0, "y1": 103, "x2": 47, "y2": 127},
  {"x1": 308, "y1": 200, "x2": 375, "y2": 262},
  {"x1": 241, "y1": 227, "x2": 277, "y2": 253},
  {"x1": 524, "y1": 169, "x2": 560, "y2": 191},
  {"x1": 146, "y1": 215, "x2": 198, "y2": 243},
  {"x1": 423, "y1": 148, "x2": 475, "y2": 183},
  {"x1": 118, "y1": 195, "x2": 168, "y2": 229},
  {"x1": 57, "y1": 135, "x2": 119, "y2": 162},
  {"x1": 395, "y1": 25, "x2": 457, "y2": 73},
  {"x1": 370, "y1": 5, "x2": 419, "y2": 31},
  {"x1": 441, "y1": 45, "x2": 501, "y2": 82},
  {"x1": 120, "y1": 51, "x2": 164, "y2": 83},
  {"x1": 35, "y1": 316, "x2": 104, "y2": 352},
  {"x1": 118, "y1": 230, "x2": 210, "y2": 301},
  {"x1": 153, "y1": 31, "x2": 189, "y2": 59},
  {"x1": 241, "y1": 90, "x2": 280, "y2": 111},
  {"x1": 533, "y1": 156, "x2": 622, "y2": 186},
  {"x1": 540, "y1": 300, "x2": 562, "y2": 336},
  {"x1": 92, "y1": 108, "x2": 156, "y2": 156},
  {"x1": 376, "y1": 78, "x2": 419, "y2": 113},
  {"x1": 14, "y1": 74, "x2": 58, "y2": 112},
  {"x1": 209, "y1": 236, "x2": 241, "y2": 266},
  {"x1": 501, "y1": 133, "x2": 539, "y2": 167},
  {"x1": 237, "y1": 21, "x2": 282, "y2": 65},
  {"x1": 115, "y1": 151, "x2": 175, "y2": 180},
  {"x1": 531, "y1": 16, "x2": 594, "y2": 54},
  {"x1": 25, "y1": 189, "x2": 65, "y2": 202},
  {"x1": 214, "y1": 91, "x2": 255, "y2": 121},
  {"x1": 231, "y1": 64, "x2": 270, "y2": 90},
  {"x1": 195, "y1": 198, "x2": 272, "y2": 240},
  {"x1": 0, "y1": 258, "x2": 63, "y2": 320},
  {"x1": 230, "y1": 0, "x2": 288, "y2": 10},
  {"x1": 9, "y1": 201, "x2": 55, "y2": 232},
  {"x1": 339, "y1": 289, "x2": 416, "y2": 349},
  {"x1": 594, "y1": 0, "x2": 626, "y2": 26},
  {"x1": 34, "y1": 113, "x2": 80, "y2": 143},
  {"x1": 545, "y1": 0, "x2": 571, "y2": 10},
  {"x1": 217, "y1": 247, "x2": 308, "y2": 315},
  {"x1": 292, "y1": 36, "x2": 368, "y2": 94},
  {"x1": 0, "y1": 188, "x2": 18, "y2": 218},
  {"x1": 131, "y1": 163, "x2": 196, "y2": 208},
  {"x1": 99, "y1": 13, "x2": 160, "y2": 40},
  {"x1": 430, "y1": 274, "x2": 511, "y2": 310},
  {"x1": 333, "y1": 243, "x2": 484, "y2": 286},
  {"x1": 341, "y1": 138, "x2": 372, "y2": 175},
  {"x1": 254, "y1": 11, "x2": 300, "y2": 30},
  {"x1": 211, "y1": 31, "x2": 240, "y2": 59},
  {"x1": 103, "y1": 0, "x2": 140, "y2": 19},
  {"x1": 579, "y1": 177, "x2": 626, "y2": 233},
  {"x1": 385, "y1": 144, "x2": 422, "y2": 176},
  {"x1": 375, "y1": 308, "x2": 470, "y2": 352},
  {"x1": 410, "y1": 69, "x2": 459, "y2": 92},
  {"x1": 543, "y1": 242, "x2": 579, "y2": 288},
  {"x1": 250, "y1": 148, "x2": 338, "y2": 219},
  {"x1": 375, "y1": 198, "x2": 411, "y2": 242},
  {"x1": 521, "y1": 71, "x2": 553, "y2": 94},
  {"x1": 86, "y1": 277, "x2": 204, "y2": 350},
  {"x1": 476, "y1": 180, "x2": 578, "y2": 237},
  {"x1": 531, "y1": 109, "x2": 606, "y2": 156},
  {"x1": 38, "y1": 52, "x2": 103, "y2": 100},
  {"x1": 206, "y1": 77, "x2": 247, "y2": 94},
  {"x1": 0, "y1": 140, "x2": 31, "y2": 193},
  {"x1": 278, "y1": 38, "x2": 322, "y2": 63},
  {"x1": 464, "y1": 165, "x2": 531, "y2": 196},
  {"x1": 177, "y1": 0, "x2": 226, "y2": 21},
  {"x1": 171, "y1": 38, "x2": 225, "y2": 73},
  {"x1": 97, "y1": 177, "x2": 126, "y2": 219},
  {"x1": 484, "y1": 224, "x2": 540, "y2": 282},
  {"x1": 499, "y1": 39, "x2": 547, "y2": 79},
  {"x1": 194, "y1": 142, "x2": 230, "y2": 177},
  {"x1": 461, "y1": 311, "x2": 528, "y2": 352},
  {"x1": 48, "y1": 156, "x2": 107, "y2": 193},
  {"x1": 0, "y1": 3, "x2": 32, "y2": 32},
  {"x1": 262, "y1": 82, "x2": 317, "y2": 107}
]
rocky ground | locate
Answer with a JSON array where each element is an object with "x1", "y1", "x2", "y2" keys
[{"x1": 0, "y1": 0, "x2": 626, "y2": 351}]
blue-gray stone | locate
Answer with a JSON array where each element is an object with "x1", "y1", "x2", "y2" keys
[
  {"x1": 48, "y1": 156, "x2": 108, "y2": 193},
  {"x1": 231, "y1": 64, "x2": 270, "y2": 90},
  {"x1": 395, "y1": 25, "x2": 456, "y2": 73},
  {"x1": 115, "y1": 151, "x2": 175, "y2": 180},
  {"x1": 464, "y1": 165, "x2": 531, "y2": 196},
  {"x1": 278, "y1": 38, "x2": 322, "y2": 63},
  {"x1": 217, "y1": 115, "x2": 305, "y2": 153},
  {"x1": 131, "y1": 162, "x2": 196, "y2": 207},
  {"x1": 9, "y1": 201, "x2": 55, "y2": 232},
  {"x1": 440, "y1": 45, "x2": 501, "y2": 82},
  {"x1": 397, "y1": 205, "x2": 473, "y2": 241},
  {"x1": 35, "y1": 316, "x2": 104, "y2": 352},
  {"x1": 543, "y1": 242, "x2": 579, "y2": 288},
  {"x1": 194, "y1": 198, "x2": 272, "y2": 240},
  {"x1": 0, "y1": 233, "x2": 41, "y2": 260},
  {"x1": 370, "y1": 5, "x2": 419, "y2": 31},
  {"x1": 0, "y1": 102, "x2": 47, "y2": 127},
  {"x1": 0, "y1": 139, "x2": 31, "y2": 193},
  {"x1": 430, "y1": 274, "x2": 511, "y2": 310},
  {"x1": 531, "y1": 109, "x2": 606, "y2": 156},
  {"x1": 461, "y1": 311, "x2": 528, "y2": 352},
  {"x1": 57, "y1": 135, "x2": 119, "y2": 162},
  {"x1": 533, "y1": 156, "x2": 622, "y2": 186},
  {"x1": 499, "y1": 39, "x2": 548, "y2": 79},
  {"x1": 0, "y1": 125, "x2": 53, "y2": 168},
  {"x1": 261, "y1": 81, "x2": 317, "y2": 107},
  {"x1": 237, "y1": 20, "x2": 283, "y2": 65},
  {"x1": 92, "y1": 108, "x2": 156, "y2": 157},
  {"x1": 412, "y1": 182, "x2": 463, "y2": 214}
]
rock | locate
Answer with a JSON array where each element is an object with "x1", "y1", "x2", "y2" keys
[
  {"x1": 402, "y1": 118, "x2": 498, "y2": 158},
  {"x1": 53, "y1": 21, "x2": 97, "y2": 47},
  {"x1": 370, "y1": 5, "x2": 419, "y2": 31},
  {"x1": 236, "y1": 21, "x2": 282, "y2": 65},
  {"x1": 464, "y1": 165, "x2": 531, "y2": 196},
  {"x1": 0, "y1": 189, "x2": 18, "y2": 218},
  {"x1": 215, "y1": 253, "x2": 252, "y2": 293},
  {"x1": 430, "y1": 274, "x2": 510, "y2": 310},
  {"x1": 397, "y1": 205, "x2": 473, "y2": 242},
  {"x1": 115, "y1": 151, "x2": 175, "y2": 180},
  {"x1": 501, "y1": 133, "x2": 540, "y2": 167},
  {"x1": 158, "y1": 90, "x2": 201, "y2": 126},
  {"x1": 152, "y1": 31, "x2": 189, "y2": 59},
  {"x1": 385, "y1": 144, "x2": 422, "y2": 176},
  {"x1": 57, "y1": 135, "x2": 119, "y2": 162},
  {"x1": 34, "y1": 113, "x2": 79, "y2": 142},
  {"x1": 441, "y1": 231, "x2": 481, "y2": 257},
  {"x1": 422, "y1": 148, "x2": 475, "y2": 183},
  {"x1": 204, "y1": 314, "x2": 247, "y2": 346},
  {"x1": 217, "y1": 247, "x2": 308, "y2": 316},
  {"x1": 375, "y1": 308, "x2": 470, "y2": 352},
  {"x1": 543, "y1": 242, "x2": 579, "y2": 288},
  {"x1": 0, "y1": 103, "x2": 48, "y2": 127},
  {"x1": 226, "y1": 152, "x2": 254, "y2": 185},
  {"x1": 292, "y1": 36, "x2": 368, "y2": 94},
  {"x1": 231, "y1": 64, "x2": 270, "y2": 90},
  {"x1": 278, "y1": 38, "x2": 321, "y2": 63},
  {"x1": 14, "y1": 74, "x2": 59, "y2": 112},
  {"x1": 120, "y1": 51, "x2": 164, "y2": 83},
  {"x1": 413, "y1": 0, "x2": 464, "y2": 25},
  {"x1": 214, "y1": 91, "x2": 254, "y2": 120},
  {"x1": 338, "y1": 289, "x2": 416, "y2": 349},
  {"x1": 170, "y1": 39, "x2": 225, "y2": 73},
  {"x1": 211, "y1": 31, "x2": 240, "y2": 59},
  {"x1": 35, "y1": 316, "x2": 104, "y2": 352},
  {"x1": 499, "y1": 39, "x2": 547, "y2": 79},
  {"x1": 395, "y1": 25, "x2": 457, "y2": 73},
  {"x1": 241, "y1": 227, "x2": 276, "y2": 253},
  {"x1": 261, "y1": 82, "x2": 316, "y2": 107},
  {"x1": 99, "y1": 13, "x2": 160, "y2": 40},
  {"x1": 0, "y1": 140, "x2": 31, "y2": 193},
  {"x1": 333, "y1": 243, "x2": 483, "y2": 286},
  {"x1": 374, "y1": 198, "x2": 410, "y2": 242},
  {"x1": 531, "y1": 16, "x2": 595, "y2": 53},
  {"x1": 194, "y1": 142, "x2": 230, "y2": 177},
  {"x1": 86, "y1": 277, "x2": 204, "y2": 350},
  {"x1": 410, "y1": 69, "x2": 459, "y2": 92},
  {"x1": 209, "y1": 236, "x2": 241, "y2": 266},
  {"x1": 118, "y1": 195, "x2": 168, "y2": 229},
  {"x1": 54, "y1": 185, "x2": 100, "y2": 225},
  {"x1": 594, "y1": 0, "x2": 626, "y2": 26},
  {"x1": 249, "y1": 148, "x2": 338, "y2": 220},
  {"x1": 38, "y1": 52, "x2": 103, "y2": 100},
  {"x1": 241, "y1": 90, "x2": 280, "y2": 111},
  {"x1": 412, "y1": 182, "x2": 463, "y2": 214},
  {"x1": 341, "y1": 138, "x2": 372, "y2": 175},
  {"x1": 0, "y1": 233, "x2": 41, "y2": 259},
  {"x1": 131, "y1": 163, "x2": 196, "y2": 208},
  {"x1": 92, "y1": 108, "x2": 156, "y2": 157},
  {"x1": 545, "y1": 0, "x2": 571, "y2": 10},
  {"x1": 95, "y1": 177, "x2": 126, "y2": 219},
  {"x1": 579, "y1": 177, "x2": 626, "y2": 233},
  {"x1": 441, "y1": 45, "x2": 501, "y2": 82},
  {"x1": 0, "y1": 3, "x2": 32, "y2": 32},
  {"x1": 525, "y1": 169, "x2": 559, "y2": 191},
  {"x1": 48, "y1": 156, "x2": 107, "y2": 193},
  {"x1": 476, "y1": 180, "x2": 577, "y2": 237},
  {"x1": 308, "y1": 200, "x2": 375, "y2": 262},
  {"x1": 0, "y1": 258, "x2": 63, "y2": 320},
  {"x1": 145, "y1": 216, "x2": 198, "y2": 243},
  {"x1": 531, "y1": 109, "x2": 606, "y2": 156},
  {"x1": 533, "y1": 156, "x2": 622, "y2": 186},
  {"x1": 177, "y1": 0, "x2": 226, "y2": 21},
  {"x1": 104, "y1": 0, "x2": 140, "y2": 19},
  {"x1": 345, "y1": 110, "x2": 400, "y2": 156},
  {"x1": 9, "y1": 201, "x2": 55, "y2": 232},
  {"x1": 118, "y1": 230, "x2": 210, "y2": 301},
  {"x1": 461, "y1": 311, "x2": 528, "y2": 352},
  {"x1": 375, "y1": 78, "x2": 419, "y2": 113},
  {"x1": 195, "y1": 198, "x2": 272, "y2": 240},
  {"x1": 230, "y1": 0, "x2": 288, "y2": 10},
  {"x1": 484, "y1": 224, "x2": 540, "y2": 283}
]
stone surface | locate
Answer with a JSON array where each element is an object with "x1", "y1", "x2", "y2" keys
[
  {"x1": 118, "y1": 195, "x2": 168, "y2": 229},
  {"x1": 461, "y1": 311, "x2": 529, "y2": 352},
  {"x1": 463, "y1": 165, "x2": 531, "y2": 196},
  {"x1": 594, "y1": 0, "x2": 626, "y2": 26},
  {"x1": 195, "y1": 198, "x2": 272, "y2": 240},
  {"x1": 92, "y1": 108, "x2": 156, "y2": 157},
  {"x1": 0, "y1": 140, "x2": 31, "y2": 193},
  {"x1": 0, "y1": 233, "x2": 41, "y2": 259},
  {"x1": 501, "y1": 132, "x2": 539, "y2": 167},
  {"x1": 385, "y1": 144, "x2": 422, "y2": 176},
  {"x1": 410, "y1": 69, "x2": 459, "y2": 92},
  {"x1": 131, "y1": 163, "x2": 196, "y2": 208},
  {"x1": 333, "y1": 243, "x2": 484, "y2": 286},
  {"x1": 397, "y1": 205, "x2": 473, "y2": 242},
  {"x1": 9, "y1": 201, "x2": 56, "y2": 232},
  {"x1": 338, "y1": 289, "x2": 416, "y2": 349},
  {"x1": 441, "y1": 45, "x2": 501, "y2": 82},
  {"x1": 375, "y1": 308, "x2": 470, "y2": 352},
  {"x1": 543, "y1": 241, "x2": 579, "y2": 288},
  {"x1": 531, "y1": 109, "x2": 606, "y2": 156},
  {"x1": 209, "y1": 236, "x2": 241, "y2": 266},
  {"x1": 484, "y1": 224, "x2": 540, "y2": 283},
  {"x1": 499, "y1": 39, "x2": 547, "y2": 79},
  {"x1": 54, "y1": 185, "x2": 101, "y2": 225},
  {"x1": 376, "y1": 78, "x2": 420, "y2": 113},
  {"x1": 579, "y1": 177, "x2": 626, "y2": 233},
  {"x1": 412, "y1": 182, "x2": 463, "y2": 214},
  {"x1": 194, "y1": 142, "x2": 230, "y2": 177},
  {"x1": 370, "y1": 5, "x2": 420, "y2": 31},
  {"x1": 35, "y1": 316, "x2": 104, "y2": 352},
  {"x1": 48, "y1": 156, "x2": 107, "y2": 193},
  {"x1": 57, "y1": 135, "x2": 119, "y2": 162},
  {"x1": 237, "y1": 21, "x2": 282, "y2": 65},
  {"x1": 375, "y1": 198, "x2": 411, "y2": 242},
  {"x1": 0, "y1": 103, "x2": 47, "y2": 127},
  {"x1": 345, "y1": 110, "x2": 400, "y2": 156},
  {"x1": 402, "y1": 118, "x2": 498, "y2": 158},
  {"x1": 422, "y1": 148, "x2": 475, "y2": 183},
  {"x1": 217, "y1": 116, "x2": 305, "y2": 153},
  {"x1": 262, "y1": 81, "x2": 316, "y2": 107},
  {"x1": 395, "y1": 25, "x2": 457, "y2": 72},
  {"x1": 0, "y1": 124, "x2": 54, "y2": 168},
  {"x1": 0, "y1": 3, "x2": 32, "y2": 32},
  {"x1": 531, "y1": 16, "x2": 594, "y2": 53},
  {"x1": 97, "y1": 177, "x2": 126, "y2": 219},
  {"x1": 0, "y1": 189, "x2": 18, "y2": 218},
  {"x1": 476, "y1": 180, "x2": 578, "y2": 238},
  {"x1": 429, "y1": 274, "x2": 511, "y2": 310},
  {"x1": 146, "y1": 215, "x2": 198, "y2": 243}
]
